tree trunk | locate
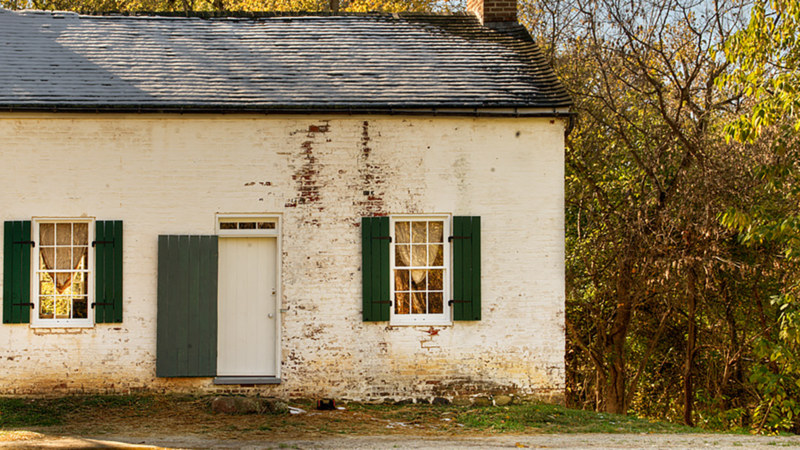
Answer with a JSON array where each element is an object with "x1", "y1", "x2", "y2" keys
[
  {"x1": 683, "y1": 266, "x2": 697, "y2": 427},
  {"x1": 604, "y1": 259, "x2": 635, "y2": 414},
  {"x1": 596, "y1": 366, "x2": 606, "y2": 411},
  {"x1": 605, "y1": 346, "x2": 628, "y2": 414}
]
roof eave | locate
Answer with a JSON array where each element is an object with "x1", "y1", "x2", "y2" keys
[{"x1": 0, "y1": 104, "x2": 575, "y2": 117}]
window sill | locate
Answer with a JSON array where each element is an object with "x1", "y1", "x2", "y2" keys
[
  {"x1": 389, "y1": 319, "x2": 453, "y2": 327},
  {"x1": 213, "y1": 377, "x2": 281, "y2": 385},
  {"x1": 30, "y1": 322, "x2": 94, "y2": 329}
]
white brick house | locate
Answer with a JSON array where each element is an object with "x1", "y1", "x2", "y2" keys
[{"x1": 0, "y1": 1, "x2": 571, "y2": 401}]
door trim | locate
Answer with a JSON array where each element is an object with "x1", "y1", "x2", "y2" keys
[{"x1": 215, "y1": 213, "x2": 282, "y2": 380}]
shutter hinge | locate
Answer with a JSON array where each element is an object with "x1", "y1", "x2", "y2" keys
[
  {"x1": 13, "y1": 240, "x2": 35, "y2": 247},
  {"x1": 92, "y1": 240, "x2": 115, "y2": 247},
  {"x1": 372, "y1": 236, "x2": 392, "y2": 242},
  {"x1": 448, "y1": 300, "x2": 470, "y2": 305},
  {"x1": 12, "y1": 302, "x2": 35, "y2": 308},
  {"x1": 91, "y1": 302, "x2": 115, "y2": 308},
  {"x1": 448, "y1": 236, "x2": 470, "y2": 242}
]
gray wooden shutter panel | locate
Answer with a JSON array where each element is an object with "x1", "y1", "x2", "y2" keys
[{"x1": 156, "y1": 235, "x2": 218, "y2": 377}]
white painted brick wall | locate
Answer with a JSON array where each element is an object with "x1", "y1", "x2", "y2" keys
[{"x1": 0, "y1": 114, "x2": 565, "y2": 401}]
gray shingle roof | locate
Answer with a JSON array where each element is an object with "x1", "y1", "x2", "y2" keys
[{"x1": 0, "y1": 9, "x2": 572, "y2": 114}]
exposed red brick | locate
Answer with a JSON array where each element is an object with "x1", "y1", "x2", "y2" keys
[{"x1": 468, "y1": 0, "x2": 518, "y2": 23}]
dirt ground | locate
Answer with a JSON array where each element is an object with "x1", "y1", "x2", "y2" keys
[
  {"x1": 2, "y1": 397, "x2": 800, "y2": 449},
  {"x1": 3, "y1": 432, "x2": 800, "y2": 449}
]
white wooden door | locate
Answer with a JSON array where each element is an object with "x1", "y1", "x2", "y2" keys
[{"x1": 217, "y1": 237, "x2": 277, "y2": 376}]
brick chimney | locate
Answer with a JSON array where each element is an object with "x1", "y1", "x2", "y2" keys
[{"x1": 467, "y1": 0, "x2": 518, "y2": 25}]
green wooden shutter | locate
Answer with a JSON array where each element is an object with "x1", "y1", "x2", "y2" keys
[
  {"x1": 3, "y1": 221, "x2": 32, "y2": 324},
  {"x1": 452, "y1": 216, "x2": 481, "y2": 321},
  {"x1": 95, "y1": 221, "x2": 123, "y2": 324},
  {"x1": 362, "y1": 216, "x2": 390, "y2": 321},
  {"x1": 156, "y1": 235, "x2": 218, "y2": 377}
]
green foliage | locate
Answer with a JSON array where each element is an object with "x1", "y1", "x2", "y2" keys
[
  {"x1": 722, "y1": 0, "x2": 800, "y2": 143},
  {"x1": 747, "y1": 292, "x2": 800, "y2": 433},
  {"x1": 718, "y1": 0, "x2": 800, "y2": 435}
]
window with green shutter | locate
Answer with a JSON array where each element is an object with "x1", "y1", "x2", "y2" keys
[
  {"x1": 156, "y1": 235, "x2": 219, "y2": 377},
  {"x1": 361, "y1": 215, "x2": 481, "y2": 324},
  {"x1": 3, "y1": 219, "x2": 123, "y2": 327}
]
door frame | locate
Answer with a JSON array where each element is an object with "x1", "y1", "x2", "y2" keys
[{"x1": 215, "y1": 213, "x2": 282, "y2": 382}]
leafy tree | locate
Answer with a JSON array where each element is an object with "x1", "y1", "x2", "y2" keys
[
  {"x1": 720, "y1": 0, "x2": 800, "y2": 433},
  {"x1": 522, "y1": 0, "x2": 783, "y2": 427}
]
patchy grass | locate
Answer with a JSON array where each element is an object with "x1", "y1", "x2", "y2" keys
[
  {"x1": 454, "y1": 403, "x2": 694, "y2": 434},
  {"x1": 0, "y1": 395, "x2": 697, "y2": 440},
  {"x1": 348, "y1": 401, "x2": 695, "y2": 434},
  {"x1": 0, "y1": 395, "x2": 153, "y2": 427}
]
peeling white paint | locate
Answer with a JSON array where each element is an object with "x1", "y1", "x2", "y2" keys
[{"x1": 0, "y1": 114, "x2": 565, "y2": 401}]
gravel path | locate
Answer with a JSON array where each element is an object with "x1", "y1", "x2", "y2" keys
[{"x1": 4, "y1": 433, "x2": 800, "y2": 449}]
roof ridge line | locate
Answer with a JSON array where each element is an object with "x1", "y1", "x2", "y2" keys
[{"x1": 12, "y1": 10, "x2": 475, "y2": 20}]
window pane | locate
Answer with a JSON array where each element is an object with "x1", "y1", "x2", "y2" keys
[
  {"x1": 412, "y1": 222, "x2": 427, "y2": 243},
  {"x1": 55, "y1": 297, "x2": 70, "y2": 318},
  {"x1": 40, "y1": 223, "x2": 54, "y2": 246},
  {"x1": 395, "y1": 245, "x2": 410, "y2": 267},
  {"x1": 73, "y1": 247, "x2": 87, "y2": 272},
  {"x1": 73, "y1": 223, "x2": 88, "y2": 245},
  {"x1": 395, "y1": 269, "x2": 409, "y2": 291},
  {"x1": 429, "y1": 269, "x2": 444, "y2": 291},
  {"x1": 39, "y1": 272, "x2": 54, "y2": 295},
  {"x1": 410, "y1": 270, "x2": 427, "y2": 291},
  {"x1": 39, "y1": 251, "x2": 51, "y2": 271},
  {"x1": 411, "y1": 292, "x2": 426, "y2": 314},
  {"x1": 220, "y1": 222, "x2": 237, "y2": 230},
  {"x1": 429, "y1": 293, "x2": 443, "y2": 314},
  {"x1": 258, "y1": 222, "x2": 276, "y2": 229},
  {"x1": 56, "y1": 223, "x2": 72, "y2": 246},
  {"x1": 72, "y1": 298, "x2": 88, "y2": 319},
  {"x1": 39, "y1": 296, "x2": 54, "y2": 319},
  {"x1": 429, "y1": 221, "x2": 444, "y2": 243},
  {"x1": 411, "y1": 245, "x2": 427, "y2": 267},
  {"x1": 395, "y1": 293, "x2": 409, "y2": 314},
  {"x1": 239, "y1": 222, "x2": 256, "y2": 229},
  {"x1": 429, "y1": 245, "x2": 444, "y2": 266},
  {"x1": 56, "y1": 247, "x2": 71, "y2": 270},
  {"x1": 73, "y1": 273, "x2": 87, "y2": 296},
  {"x1": 395, "y1": 222, "x2": 410, "y2": 244}
]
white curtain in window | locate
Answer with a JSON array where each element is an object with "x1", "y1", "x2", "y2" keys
[{"x1": 39, "y1": 224, "x2": 88, "y2": 295}]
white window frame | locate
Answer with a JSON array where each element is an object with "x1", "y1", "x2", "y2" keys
[
  {"x1": 390, "y1": 214, "x2": 452, "y2": 326},
  {"x1": 30, "y1": 218, "x2": 95, "y2": 328}
]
